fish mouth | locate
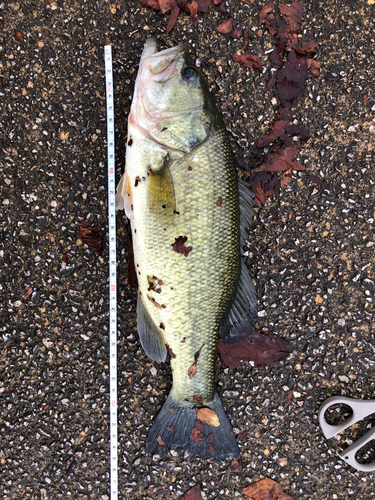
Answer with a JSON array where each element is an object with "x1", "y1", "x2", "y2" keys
[{"x1": 141, "y1": 38, "x2": 185, "y2": 83}]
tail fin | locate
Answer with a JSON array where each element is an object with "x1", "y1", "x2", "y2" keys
[{"x1": 145, "y1": 392, "x2": 240, "y2": 460}]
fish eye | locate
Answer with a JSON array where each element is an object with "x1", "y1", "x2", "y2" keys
[{"x1": 182, "y1": 67, "x2": 197, "y2": 82}]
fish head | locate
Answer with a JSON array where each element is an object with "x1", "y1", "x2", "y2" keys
[{"x1": 130, "y1": 38, "x2": 218, "y2": 153}]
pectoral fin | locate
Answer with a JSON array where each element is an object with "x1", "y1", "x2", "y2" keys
[
  {"x1": 137, "y1": 293, "x2": 167, "y2": 362},
  {"x1": 115, "y1": 170, "x2": 133, "y2": 218},
  {"x1": 147, "y1": 158, "x2": 176, "y2": 216}
]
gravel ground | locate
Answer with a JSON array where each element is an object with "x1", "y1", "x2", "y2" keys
[{"x1": 1, "y1": 0, "x2": 375, "y2": 499}]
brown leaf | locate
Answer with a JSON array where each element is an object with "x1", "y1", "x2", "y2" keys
[
  {"x1": 258, "y1": 2, "x2": 274, "y2": 24},
  {"x1": 254, "y1": 143, "x2": 304, "y2": 173},
  {"x1": 296, "y1": 41, "x2": 318, "y2": 55},
  {"x1": 158, "y1": 0, "x2": 173, "y2": 14},
  {"x1": 188, "y1": 0, "x2": 198, "y2": 18},
  {"x1": 232, "y1": 54, "x2": 262, "y2": 72},
  {"x1": 180, "y1": 484, "x2": 204, "y2": 500},
  {"x1": 276, "y1": 50, "x2": 307, "y2": 108},
  {"x1": 280, "y1": 170, "x2": 292, "y2": 189},
  {"x1": 215, "y1": 18, "x2": 233, "y2": 34},
  {"x1": 218, "y1": 324, "x2": 293, "y2": 368},
  {"x1": 256, "y1": 120, "x2": 287, "y2": 148},
  {"x1": 243, "y1": 477, "x2": 294, "y2": 500},
  {"x1": 14, "y1": 30, "x2": 24, "y2": 42},
  {"x1": 230, "y1": 27, "x2": 243, "y2": 40},
  {"x1": 279, "y1": 1, "x2": 303, "y2": 33},
  {"x1": 306, "y1": 174, "x2": 327, "y2": 190},
  {"x1": 77, "y1": 221, "x2": 104, "y2": 253},
  {"x1": 197, "y1": 407, "x2": 220, "y2": 427},
  {"x1": 230, "y1": 457, "x2": 243, "y2": 472},
  {"x1": 307, "y1": 58, "x2": 321, "y2": 77},
  {"x1": 139, "y1": 0, "x2": 160, "y2": 8},
  {"x1": 167, "y1": 5, "x2": 180, "y2": 33}
]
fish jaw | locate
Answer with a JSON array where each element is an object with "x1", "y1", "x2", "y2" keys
[{"x1": 130, "y1": 39, "x2": 186, "y2": 133}]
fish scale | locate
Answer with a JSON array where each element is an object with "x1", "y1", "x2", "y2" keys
[{"x1": 133, "y1": 126, "x2": 239, "y2": 403}]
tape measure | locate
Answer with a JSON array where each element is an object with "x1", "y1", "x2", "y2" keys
[{"x1": 104, "y1": 45, "x2": 118, "y2": 500}]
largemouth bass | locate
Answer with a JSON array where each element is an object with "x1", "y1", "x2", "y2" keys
[{"x1": 116, "y1": 38, "x2": 257, "y2": 460}]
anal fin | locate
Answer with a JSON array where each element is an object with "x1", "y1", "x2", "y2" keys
[
  {"x1": 115, "y1": 170, "x2": 133, "y2": 218},
  {"x1": 137, "y1": 294, "x2": 167, "y2": 362}
]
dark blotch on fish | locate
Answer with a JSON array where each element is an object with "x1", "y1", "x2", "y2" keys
[
  {"x1": 171, "y1": 236, "x2": 192, "y2": 257},
  {"x1": 165, "y1": 344, "x2": 176, "y2": 359},
  {"x1": 160, "y1": 322, "x2": 165, "y2": 330},
  {"x1": 128, "y1": 137, "x2": 133, "y2": 147},
  {"x1": 216, "y1": 197, "x2": 223, "y2": 207},
  {"x1": 134, "y1": 176, "x2": 141, "y2": 187}
]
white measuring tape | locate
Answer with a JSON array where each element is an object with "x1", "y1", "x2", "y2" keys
[{"x1": 104, "y1": 45, "x2": 118, "y2": 500}]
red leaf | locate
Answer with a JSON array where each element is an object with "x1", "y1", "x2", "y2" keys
[
  {"x1": 276, "y1": 50, "x2": 308, "y2": 108},
  {"x1": 280, "y1": 170, "x2": 292, "y2": 189},
  {"x1": 232, "y1": 54, "x2": 262, "y2": 72},
  {"x1": 230, "y1": 27, "x2": 243, "y2": 40},
  {"x1": 258, "y1": 2, "x2": 274, "y2": 24},
  {"x1": 194, "y1": 0, "x2": 211, "y2": 13},
  {"x1": 306, "y1": 174, "x2": 327, "y2": 190},
  {"x1": 166, "y1": 5, "x2": 180, "y2": 33},
  {"x1": 158, "y1": 0, "x2": 173, "y2": 14},
  {"x1": 296, "y1": 41, "x2": 318, "y2": 55},
  {"x1": 188, "y1": 0, "x2": 198, "y2": 18},
  {"x1": 244, "y1": 477, "x2": 294, "y2": 500},
  {"x1": 77, "y1": 221, "x2": 104, "y2": 253},
  {"x1": 256, "y1": 120, "x2": 287, "y2": 148},
  {"x1": 14, "y1": 30, "x2": 24, "y2": 42},
  {"x1": 254, "y1": 143, "x2": 304, "y2": 173},
  {"x1": 279, "y1": 1, "x2": 303, "y2": 33},
  {"x1": 190, "y1": 425, "x2": 205, "y2": 444},
  {"x1": 215, "y1": 18, "x2": 233, "y2": 34},
  {"x1": 181, "y1": 484, "x2": 204, "y2": 500},
  {"x1": 218, "y1": 324, "x2": 293, "y2": 368},
  {"x1": 307, "y1": 58, "x2": 321, "y2": 76}
]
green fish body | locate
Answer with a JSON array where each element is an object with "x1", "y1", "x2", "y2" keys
[{"x1": 116, "y1": 38, "x2": 257, "y2": 460}]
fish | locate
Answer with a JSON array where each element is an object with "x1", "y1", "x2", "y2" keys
[{"x1": 116, "y1": 38, "x2": 258, "y2": 460}]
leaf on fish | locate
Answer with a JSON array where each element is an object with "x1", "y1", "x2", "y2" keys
[
  {"x1": 180, "y1": 484, "x2": 204, "y2": 500},
  {"x1": 190, "y1": 422, "x2": 205, "y2": 444},
  {"x1": 243, "y1": 477, "x2": 294, "y2": 500},
  {"x1": 218, "y1": 323, "x2": 293, "y2": 368},
  {"x1": 196, "y1": 408, "x2": 220, "y2": 427}
]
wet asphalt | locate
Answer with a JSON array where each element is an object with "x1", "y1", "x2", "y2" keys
[{"x1": 1, "y1": 0, "x2": 375, "y2": 499}]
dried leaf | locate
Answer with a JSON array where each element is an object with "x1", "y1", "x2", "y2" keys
[
  {"x1": 296, "y1": 41, "x2": 318, "y2": 55},
  {"x1": 258, "y1": 2, "x2": 274, "y2": 24},
  {"x1": 197, "y1": 407, "x2": 220, "y2": 427},
  {"x1": 276, "y1": 50, "x2": 308, "y2": 108},
  {"x1": 167, "y1": 5, "x2": 180, "y2": 33},
  {"x1": 279, "y1": 0, "x2": 303, "y2": 33},
  {"x1": 190, "y1": 425, "x2": 205, "y2": 444},
  {"x1": 306, "y1": 174, "x2": 327, "y2": 190},
  {"x1": 218, "y1": 323, "x2": 293, "y2": 368},
  {"x1": 307, "y1": 58, "x2": 321, "y2": 76},
  {"x1": 243, "y1": 477, "x2": 294, "y2": 500},
  {"x1": 158, "y1": 0, "x2": 173, "y2": 14},
  {"x1": 232, "y1": 54, "x2": 262, "y2": 72},
  {"x1": 230, "y1": 457, "x2": 243, "y2": 472},
  {"x1": 181, "y1": 484, "x2": 204, "y2": 500},
  {"x1": 77, "y1": 221, "x2": 104, "y2": 253},
  {"x1": 14, "y1": 30, "x2": 24, "y2": 42},
  {"x1": 230, "y1": 27, "x2": 243, "y2": 40},
  {"x1": 215, "y1": 18, "x2": 233, "y2": 34},
  {"x1": 157, "y1": 435, "x2": 165, "y2": 446},
  {"x1": 188, "y1": 0, "x2": 198, "y2": 18},
  {"x1": 256, "y1": 120, "x2": 287, "y2": 148},
  {"x1": 280, "y1": 170, "x2": 292, "y2": 189}
]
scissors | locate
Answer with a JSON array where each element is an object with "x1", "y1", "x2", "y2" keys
[{"x1": 318, "y1": 395, "x2": 375, "y2": 472}]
